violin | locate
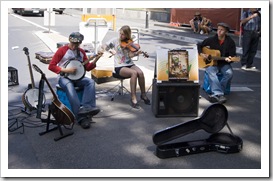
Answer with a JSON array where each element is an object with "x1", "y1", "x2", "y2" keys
[{"x1": 120, "y1": 39, "x2": 149, "y2": 58}]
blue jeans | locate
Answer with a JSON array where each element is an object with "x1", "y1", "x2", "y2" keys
[
  {"x1": 58, "y1": 77, "x2": 96, "y2": 120},
  {"x1": 205, "y1": 64, "x2": 233, "y2": 96}
]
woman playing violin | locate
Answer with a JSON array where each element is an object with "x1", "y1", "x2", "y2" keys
[{"x1": 103, "y1": 25, "x2": 150, "y2": 109}]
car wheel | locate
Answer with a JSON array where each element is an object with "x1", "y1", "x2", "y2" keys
[{"x1": 20, "y1": 9, "x2": 24, "y2": 16}]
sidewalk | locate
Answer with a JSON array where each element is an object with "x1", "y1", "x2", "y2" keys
[{"x1": 63, "y1": 8, "x2": 261, "y2": 58}]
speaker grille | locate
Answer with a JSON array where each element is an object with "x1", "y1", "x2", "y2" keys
[{"x1": 152, "y1": 79, "x2": 199, "y2": 117}]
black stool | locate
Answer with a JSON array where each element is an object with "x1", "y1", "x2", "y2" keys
[{"x1": 111, "y1": 72, "x2": 130, "y2": 101}]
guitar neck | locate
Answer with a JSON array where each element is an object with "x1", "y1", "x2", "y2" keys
[
  {"x1": 82, "y1": 53, "x2": 102, "y2": 66},
  {"x1": 210, "y1": 56, "x2": 239, "y2": 62},
  {"x1": 27, "y1": 55, "x2": 35, "y2": 88},
  {"x1": 42, "y1": 74, "x2": 58, "y2": 100},
  {"x1": 211, "y1": 56, "x2": 226, "y2": 61}
]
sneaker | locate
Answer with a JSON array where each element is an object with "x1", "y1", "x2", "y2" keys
[
  {"x1": 245, "y1": 66, "x2": 256, "y2": 71},
  {"x1": 78, "y1": 106, "x2": 100, "y2": 116},
  {"x1": 242, "y1": 65, "x2": 257, "y2": 71},
  {"x1": 241, "y1": 65, "x2": 247, "y2": 70},
  {"x1": 209, "y1": 95, "x2": 220, "y2": 103},
  {"x1": 218, "y1": 95, "x2": 227, "y2": 104},
  {"x1": 79, "y1": 117, "x2": 91, "y2": 129},
  {"x1": 209, "y1": 95, "x2": 227, "y2": 104}
]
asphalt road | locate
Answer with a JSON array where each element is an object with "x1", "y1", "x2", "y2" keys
[{"x1": 5, "y1": 9, "x2": 267, "y2": 178}]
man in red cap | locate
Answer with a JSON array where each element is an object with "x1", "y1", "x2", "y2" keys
[{"x1": 49, "y1": 32, "x2": 101, "y2": 129}]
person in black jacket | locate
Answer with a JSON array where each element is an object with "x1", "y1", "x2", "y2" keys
[{"x1": 198, "y1": 22, "x2": 236, "y2": 103}]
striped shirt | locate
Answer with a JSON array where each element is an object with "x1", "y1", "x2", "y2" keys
[{"x1": 241, "y1": 10, "x2": 261, "y2": 31}]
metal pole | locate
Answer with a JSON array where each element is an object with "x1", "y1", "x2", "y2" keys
[
  {"x1": 145, "y1": 11, "x2": 149, "y2": 29},
  {"x1": 47, "y1": 9, "x2": 51, "y2": 33},
  {"x1": 239, "y1": 8, "x2": 243, "y2": 47},
  {"x1": 94, "y1": 20, "x2": 98, "y2": 53},
  {"x1": 48, "y1": 11, "x2": 51, "y2": 33}
]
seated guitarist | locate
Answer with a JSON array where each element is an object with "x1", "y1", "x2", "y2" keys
[
  {"x1": 49, "y1": 32, "x2": 100, "y2": 129},
  {"x1": 197, "y1": 22, "x2": 236, "y2": 103}
]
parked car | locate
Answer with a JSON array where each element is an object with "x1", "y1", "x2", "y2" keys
[
  {"x1": 12, "y1": 8, "x2": 46, "y2": 16},
  {"x1": 53, "y1": 8, "x2": 65, "y2": 14}
]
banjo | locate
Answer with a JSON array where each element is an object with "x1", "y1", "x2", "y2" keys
[
  {"x1": 63, "y1": 52, "x2": 103, "y2": 81},
  {"x1": 22, "y1": 47, "x2": 46, "y2": 111}
]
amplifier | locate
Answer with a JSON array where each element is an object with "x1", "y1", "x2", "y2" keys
[
  {"x1": 8, "y1": 67, "x2": 19, "y2": 86},
  {"x1": 152, "y1": 79, "x2": 199, "y2": 117}
]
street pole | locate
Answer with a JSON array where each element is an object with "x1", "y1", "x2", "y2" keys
[
  {"x1": 239, "y1": 8, "x2": 243, "y2": 47},
  {"x1": 48, "y1": 11, "x2": 51, "y2": 33},
  {"x1": 145, "y1": 10, "x2": 149, "y2": 29}
]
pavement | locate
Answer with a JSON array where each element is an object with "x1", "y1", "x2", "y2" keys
[{"x1": 6, "y1": 8, "x2": 265, "y2": 177}]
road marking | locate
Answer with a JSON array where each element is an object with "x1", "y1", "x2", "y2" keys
[
  {"x1": 10, "y1": 13, "x2": 59, "y2": 34},
  {"x1": 230, "y1": 87, "x2": 253, "y2": 92}
]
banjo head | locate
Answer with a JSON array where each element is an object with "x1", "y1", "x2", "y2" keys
[
  {"x1": 65, "y1": 60, "x2": 85, "y2": 81},
  {"x1": 24, "y1": 88, "x2": 46, "y2": 109}
]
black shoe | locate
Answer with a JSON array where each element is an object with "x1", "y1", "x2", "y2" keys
[
  {"x1": 131, "y1": 100, "x2": 140, "y2": 109},
  {"x1": 78, "y1": 106, "x2": 100, "y2": 116},
  {"x1": 79, "y1": 117, "x2": 91, "y2": 129},
  {"x1": 140, "y1": 95, "x2": 151, "y2": 105}
]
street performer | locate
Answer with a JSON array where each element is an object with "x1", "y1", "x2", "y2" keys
[
  {"x1": 48, "y1": 32, "x2": 101, "y2": 129},
  {"x1": 198, "y1": 22, "x2": 236, "y2": 104},
  {"x1": 102, "y1": 25, "x2": 150, "y2": 109}
]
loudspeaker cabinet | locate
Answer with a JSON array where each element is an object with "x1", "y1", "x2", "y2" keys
[{"x1": 152, "y1": 79, "x2": 199, "y2": 117}]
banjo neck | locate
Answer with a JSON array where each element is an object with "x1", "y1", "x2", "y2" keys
[
  {"x1": 82, "y1": 52, "x2": 103, "y2": 66},
  {"x1": 23, "y1": 47, "x2": 35, "y2": 88}
]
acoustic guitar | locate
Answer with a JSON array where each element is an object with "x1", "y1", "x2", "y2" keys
[
  {"x1": 32, "y1": 64, "x2": 75, "y2": 125},
  {"x1": 22, "y1": 47, "x2": 46, "y2": 111},
  {"x1": 198, "y1": 47, "x2": 240, "y2": 68}
]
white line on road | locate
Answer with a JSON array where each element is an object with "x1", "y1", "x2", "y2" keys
[{"x1": 10, "y1": 13, "x2": 59, "y2": 34}]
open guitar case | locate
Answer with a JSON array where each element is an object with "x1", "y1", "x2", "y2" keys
[{"x1": 152, "y1": 104, "x2": 243, "y2": 159}]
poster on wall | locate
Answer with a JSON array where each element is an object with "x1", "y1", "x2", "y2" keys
[{"x1": 156, "y1": 46, "x2": 199, "y2": 82}]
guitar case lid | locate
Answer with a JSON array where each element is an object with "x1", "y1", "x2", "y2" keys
[
  {"x1": 153, "y1": 103, "x2": 228, "y2": 146},
  {"x1": 155, "y1": 133, "x2": 243, "y2": 159},
  {"x1": 153, "y1": 104, "x2": 243, "y2": 159}
]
